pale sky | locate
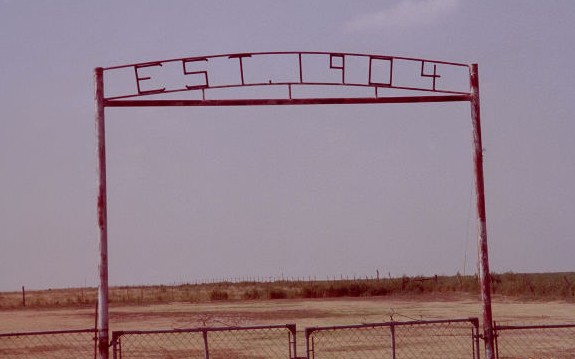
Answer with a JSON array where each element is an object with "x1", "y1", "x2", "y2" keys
[{"x1": 1, "y1": 1, "x2": 574, "y2": 291}]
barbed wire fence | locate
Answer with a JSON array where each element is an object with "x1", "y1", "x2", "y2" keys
[
  {"x1": 494, "y1": 323, "x2": 575, "y2": 359},
  {"x1": 0, "y1": 329, "x2": 97, "y2": 359}
]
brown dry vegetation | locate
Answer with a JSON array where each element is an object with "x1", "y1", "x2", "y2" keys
[
  {"x1": 0, "y1": 272, "x2": 574, "y2": 333},
  {"x1": 2, "y1": 273, "x2": 574, "y2": 358},
  {"x1": 1, "y1": 272, "x2": 573, "y2": 310}
]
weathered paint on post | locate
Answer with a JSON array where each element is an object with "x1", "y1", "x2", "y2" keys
[
  {"x1": 95, "y1": 67, "x2": 109, "y2": 359},
  {"x1": 470, "y1": 63, "x2": 495, "y2": 359}
]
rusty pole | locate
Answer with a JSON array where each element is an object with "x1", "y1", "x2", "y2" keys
[
  {"x1": 470, "y1": 64, "x2": 494, "y2": 359},
  {"x1": 95, "y1": 67, "x2": 109, "y2": 359}
]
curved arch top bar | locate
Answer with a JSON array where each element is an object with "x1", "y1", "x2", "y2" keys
[{"x1": 101, "y1": 51, "x2": 473, "y2": 105}]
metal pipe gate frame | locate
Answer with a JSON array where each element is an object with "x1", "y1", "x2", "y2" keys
[{"x1": 94, "y1": 51, "x2": 495, "y2": 359}]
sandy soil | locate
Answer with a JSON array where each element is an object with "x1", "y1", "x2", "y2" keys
[{"x1": 1, "y1": 293, "x2": 574, "y2": 333}]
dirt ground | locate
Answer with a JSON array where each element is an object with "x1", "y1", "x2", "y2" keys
[{"x1": 1, "y1": 293, "x2": 574, "y2": 333}]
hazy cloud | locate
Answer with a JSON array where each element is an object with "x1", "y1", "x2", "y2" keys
[{"x1": 346, "y1": 0, "x2": 459, "y2": 32}]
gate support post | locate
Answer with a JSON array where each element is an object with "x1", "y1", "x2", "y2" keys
[
  {"x1": 470, "y1": 64, "x2": 495, "y2": 359},
  {"x1": 95, "y1": 67, "x2": 110, "y2": 359}
]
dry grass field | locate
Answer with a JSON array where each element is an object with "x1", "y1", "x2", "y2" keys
[
  {"x1": 2, "y1": 293, "x2": 574, "y2": 333},
  {"x1": 2, "y1": 289, "x2": 575, "y2": 358},
  {"x1": 1, "y1": 273, "x2": 575, "y2": 333},
  {"x1": 2, "y1": 274, "x2": 575, "y2": 358}
]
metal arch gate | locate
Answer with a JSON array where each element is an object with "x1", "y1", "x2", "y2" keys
[{"x1": 94, "y1": 51, "x2": 494, "y2": 359}]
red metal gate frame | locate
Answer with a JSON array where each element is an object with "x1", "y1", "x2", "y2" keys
[{"x1": 94, "y1": 51, "x2": 494, "y2": 359}]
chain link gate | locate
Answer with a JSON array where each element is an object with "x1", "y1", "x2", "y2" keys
[
  {"x1": 111, "y1": 324, "x2": 297, "y2": 359},
  {"x1": 0, "y1": 329, "x2": 97, "y2": 359},
  {"x1": 305, "y1": 318, "x2": 481, "y2": 359},
  {"x1": 494, "y1": 322, "x2": 575, "y2": 359}
]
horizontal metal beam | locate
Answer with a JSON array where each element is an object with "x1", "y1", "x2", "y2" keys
[{"x1": 104, "y1": 95, "x2": 471, "y2": 107}]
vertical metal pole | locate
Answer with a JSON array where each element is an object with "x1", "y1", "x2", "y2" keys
[
  {"x1": 493, "y1": 322, "x2": 499, "y2": 359},
  {"x1": 95, "y1": 67, "x2": 109, "y2": 359},
  {"x1": 202, "y1": 330, "x2": 210, "y2": 359},
  {"x1": 390, "y1": 323, "x2": 396, "y2": 359},
  {"x1": 289, "y1": 325, "x2": 297, "y2": 359},
  {"x1": 470, "y1": 64, "x2": 494, "y2": 359}
]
